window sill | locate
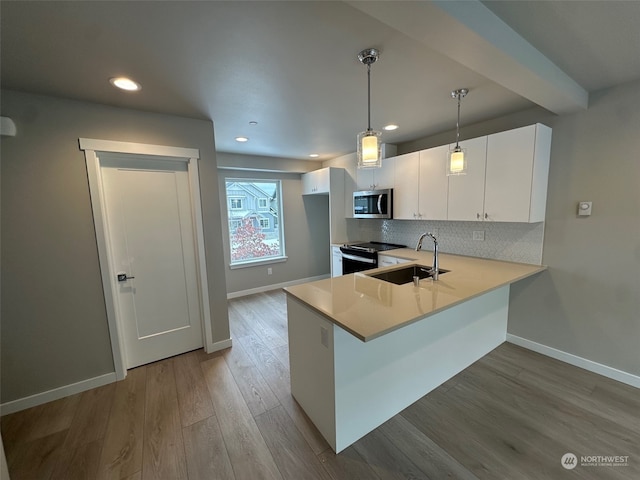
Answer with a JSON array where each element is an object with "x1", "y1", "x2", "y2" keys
[{"x1": 229, "y1": 256, "x2": 288, "y2": 270}]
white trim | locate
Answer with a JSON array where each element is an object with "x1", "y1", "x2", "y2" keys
[
  {"x1": 227, "y1": 274, "x2": 330, "y2": 299},
  {"x1": 79, "y1": 138, "x2": 199, "y2": 159},
  {"x1": 188, "y1": 158, "x2": 215, "y2": 354},
  {"x1": 81, "y1": 139, "x2": 213, "y2": 376},
  {"x1": 506, "y1": 334, "x2": 640, "y2": 389},
  {"x1": 207, "y1": 338, "x2": 233, "y2": 353},
  {"x1": 0, "y1": 373, "x2": 116, "y2": 416},
  {"x1": 84, "y1": 149, "x2": 128, "y2": 380},
  {"x1": 229, "y1": 256, "x2": 288, "y2": 270}
]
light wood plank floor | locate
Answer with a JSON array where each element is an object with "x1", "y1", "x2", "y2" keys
[{"x1": 3, "y1": 289, "x2": 639, "y2": 479}]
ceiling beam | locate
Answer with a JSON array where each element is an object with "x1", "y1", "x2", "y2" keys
[{"x1": 347, "y1": 0, "x2": 588, "y2": 114}]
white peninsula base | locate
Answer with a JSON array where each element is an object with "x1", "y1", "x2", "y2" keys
[{"x1": 287, "y1": 286, "x2": 510, "y2": 453}]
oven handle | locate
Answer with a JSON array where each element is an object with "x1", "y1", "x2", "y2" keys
[
  {"x1": 377, "y1": 194, "x2": 383, "y2": 214},
  {"x1": 341, "y1": 253, "x2": 376, "y2": 264}
]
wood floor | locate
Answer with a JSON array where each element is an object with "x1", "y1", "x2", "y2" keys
[{"x1": 2, "y1": 289, "x2": 639, "y2": 479}]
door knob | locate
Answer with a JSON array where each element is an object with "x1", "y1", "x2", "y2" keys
[{"x1": 117, "y1": 273, "x2": 135, "y2": 282}]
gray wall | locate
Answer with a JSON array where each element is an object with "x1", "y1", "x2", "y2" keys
[
  {"x1": 218, "y1": 167, "x2": 331, "y2": 295},
  {"x1": 1, "y1": 90, "x2": 230, "y2": 403},
  {"x1": 398, "y1": 80, "x2": 640, "y2": 377}
]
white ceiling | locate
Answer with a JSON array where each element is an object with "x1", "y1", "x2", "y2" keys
[{"x1": 2, "y1": 1, "x2": 639, "y2": 161}]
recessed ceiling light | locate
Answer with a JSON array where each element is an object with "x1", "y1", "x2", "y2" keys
[
  {"x1": 235, "y1": 136, "x2": 249, "y2": 142},
  {"x1": 383, "y1": 124, "x2": 399, "y2": 131},
  {"x1": 109, "y1": 76, "x2": 141, "y2": 91},
  {"x1": 309, "y1": 154, "x2": 319, "y2": 158}
]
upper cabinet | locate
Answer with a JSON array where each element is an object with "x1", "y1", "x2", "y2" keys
[
  {"x1": 302, "y1": 167, "x2": 331, "y2": 195},
  {"x1": 394, "y1": 147, "x2": 448, "y2": 220},
  {"x1": 484, "y1": 124, "x2": 551, "y2": 223},
  {"x1": 418, "y1": 145, "x2": 449, "y2": 220},
  {"x1": 356, "y1": 156, "x2": 395, "y2": 191},
  {"x1": 447, "y1": 124, "x2": 551, "y2": 223},
  {"x1": 301, "y1": 167, "x2": 347, "y2": 243},
  {"x1": 447, "y1": 136, "x2": 488, "y2": 221}
]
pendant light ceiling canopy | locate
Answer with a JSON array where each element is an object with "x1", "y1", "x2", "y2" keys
[
  {"x1": 357, "y1": 48, "x2": 382, "y2": 169},
  {"x1": 448, "y1": 88, "x2": 469, "y2": 176}
]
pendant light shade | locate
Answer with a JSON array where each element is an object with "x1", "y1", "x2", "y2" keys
[
  {"x1": 447, "y1": 88, "x2": 469, "y2": 176},
  {"x1": 357, "y1": 48, "x2": 382, "y2": 169}
]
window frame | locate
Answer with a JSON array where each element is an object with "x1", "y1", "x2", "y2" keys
[{"x1": 224, "y1": 178, "x2": 286, "y2": 268}]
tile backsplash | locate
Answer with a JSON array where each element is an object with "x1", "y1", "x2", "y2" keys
[{"x1": 347, "y1": 219, "x2": 545, "y2": 265}]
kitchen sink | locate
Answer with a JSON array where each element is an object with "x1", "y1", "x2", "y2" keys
[{"x1": 366, "y1": 264, "x2": 449, "y2": 285}]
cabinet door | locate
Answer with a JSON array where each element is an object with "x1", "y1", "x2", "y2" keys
[
  {"x1": 315, "y1": 168, "x2": 330, "y2": 194},
  {"x1": 302, "y1": 170, "x2": 316, "y2": 195},
  {"x1": 393, "y1": 152, "x2": 420, "y2": 220},
  {"x1": 485, "y1": 124, "x2": 546, "y2": 222},
  {"x1": 447, "y1": 136, "x2": 487, "y2": 221},
  {"x1": 303, "y1": 168, "x2": 330, "y2": 195},
  {"x1": 356, "y1": 168, "x2": 375, "y2": 191},
  {"x1": 418, "y1": 145, "x2": 448, "y2": 220},
  {"x1": 375, "y1": 157, "x2": 395, "y2": 189}
]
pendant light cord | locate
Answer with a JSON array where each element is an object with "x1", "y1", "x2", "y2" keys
[
  {"x1": 455, "y1": 93, "x2": 461, "y2": 148},
  {"x1": 367, "y1": 63, "x2": 372, "y2": 132}
]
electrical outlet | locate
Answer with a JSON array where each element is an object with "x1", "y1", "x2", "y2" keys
[
  {"x1": 267, "y1": 267, "x2": 273, "y2": 275},
  {"x1": 473, "y1": 230, "x2": 485, "y2": 241}
]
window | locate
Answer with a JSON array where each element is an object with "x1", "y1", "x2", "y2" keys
[
  {"x1": 229, "y1": 219, "x2": 242, "y2": 232},
  {"x1": 225, "y1": 179, "x2": 285, "y2": 266}
]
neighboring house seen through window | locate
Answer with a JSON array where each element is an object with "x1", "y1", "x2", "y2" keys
[{"x1": 225, "y1": 179, "x2": 285, "y2": 266}]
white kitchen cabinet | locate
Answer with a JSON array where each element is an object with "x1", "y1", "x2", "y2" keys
[
  {"x1": 356, "y1": 156, "x2": 395, "y2": 191},
  {"x1": 418, "y1": 145, "x2": 449, "y2": 220},
  {"x1": 447, "y1": 136, "x2": 488, "y2": 221},
  {"x1": 302, "y1": 167, "x2": 330, "y2": 195},
  {"x1": 392, "y1": 152, "x2": 420, "y2": 220},
  {"x1": 395, "y1": 147, "x2": 448, "y2": 221},
  {"x1": 484, "y1": 124, "x2": 551, "y2": 222},
  {"x1": 447, "y1": 124, "x2": 551, "y2": 223},
  {"x1": 331, "y1": 246, "x2": 343, "y2": 277}
]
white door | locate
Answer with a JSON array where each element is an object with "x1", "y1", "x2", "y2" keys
[{"x1": 100, "y1": 154, "x2": 203, "y2": 368}]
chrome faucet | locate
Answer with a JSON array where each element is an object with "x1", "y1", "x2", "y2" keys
[
  {"x1": 415, "y1": 232, "x2": 440, "y2": 281},
  {"x1": 415, "y1": 232, "x2": 428, "y2": 251}
]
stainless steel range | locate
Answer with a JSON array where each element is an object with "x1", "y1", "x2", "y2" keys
[{"x1": 339, "y1": 241, "x2": 407, "y2": 275}]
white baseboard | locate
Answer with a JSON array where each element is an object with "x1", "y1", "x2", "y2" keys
[
  {"x1": 506, "y1": 334, "x2": 640, "y2": 389},
  {"x1": 0, "y1": 372, "x2": 117, "y2": 416},
  {"x1": 227, "y1": 274, "x2": 330, "y2": 299},
  {"x1": 206, "y1": 338, "x2": 233, "y2": 354}
]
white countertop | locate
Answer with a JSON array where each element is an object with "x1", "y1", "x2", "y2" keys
[{"x1": 284, "y1": 249, "x2": 545, "y2": 341}]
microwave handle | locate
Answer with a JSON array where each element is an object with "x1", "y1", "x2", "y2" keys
[{"x1": 377, "y1": 194, "x2": 383, "y2": 214}]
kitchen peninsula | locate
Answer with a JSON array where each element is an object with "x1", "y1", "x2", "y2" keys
[{"x1": 284, "y1": 249, "x2": 545, "y2": 452}]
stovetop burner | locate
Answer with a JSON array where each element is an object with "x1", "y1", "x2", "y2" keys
[{"x1": 342, "y1": 241, "x2": 406, "y2": 253}]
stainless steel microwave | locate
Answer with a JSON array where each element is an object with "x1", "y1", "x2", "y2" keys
[{"x1": 353, "y1": 189, "x2": 393, "y2": 219}]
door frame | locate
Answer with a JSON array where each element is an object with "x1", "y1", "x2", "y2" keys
[{"x1": 80, "y1": 138, "x2": 213, "y2": 380}]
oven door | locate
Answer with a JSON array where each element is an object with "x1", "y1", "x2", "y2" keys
[{"x1": 341, "y1": 252, "x2": 378, "y2": 274}]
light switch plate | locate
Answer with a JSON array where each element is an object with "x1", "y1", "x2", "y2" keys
[{"x1": 578, "y1": 201, "x2": 592, "y2": 216}]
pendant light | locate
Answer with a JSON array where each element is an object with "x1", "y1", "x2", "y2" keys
[
  {"x1": 357, "y1": 48, "x2": 382, "y2": 169},
  {"x1": 447, "y1": 88, "x2": 469, "y2": 176}
]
